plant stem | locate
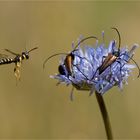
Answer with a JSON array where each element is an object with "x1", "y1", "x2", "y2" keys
[{"x1": 95, "y1": 91, "x2": 113, "y2": 140}]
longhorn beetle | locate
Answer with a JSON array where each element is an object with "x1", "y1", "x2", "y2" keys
[
  {"x1": 0, "y1": 47, "x2": 38, "y2": 81},
  {"x1": 43, "y1": 36, "x2": 98, "y2": 79},
  {"x1": 43, "y1": 36, "x2": 98, "y2": 100},
  {"x1": 91, "y1": 27, "x2": 140, "y2": 81}
]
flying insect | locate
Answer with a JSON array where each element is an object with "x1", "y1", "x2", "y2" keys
[{"x1": 0, "y1": 47, "x2": 38, "y2": 81}]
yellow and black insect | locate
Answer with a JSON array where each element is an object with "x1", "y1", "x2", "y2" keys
[{"x1": 0, "y1": 47, "x2": 38, "y2": 81}]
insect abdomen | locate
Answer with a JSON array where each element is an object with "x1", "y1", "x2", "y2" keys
[{"x1": 0, "y1": 58, "x2": 13, "y2": 65}]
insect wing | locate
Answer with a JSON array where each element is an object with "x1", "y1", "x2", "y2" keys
[
  {"x1": 5, "y1": 49, "x2": 19, "y2": 56},
  {"x1": 0, "y1": 53, "x2": 8, "y2": 58},
  {"x1": 99, "y1": 54, "x2": 116, "y2": 74}
]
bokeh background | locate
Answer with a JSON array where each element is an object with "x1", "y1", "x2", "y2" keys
[{"x1": 0, "y1": 1, "x2": 140, "y2": 139}]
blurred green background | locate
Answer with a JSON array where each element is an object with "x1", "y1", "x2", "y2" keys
[{"x1": 0, "y1": 1, "x2": 140, "y2": 139}]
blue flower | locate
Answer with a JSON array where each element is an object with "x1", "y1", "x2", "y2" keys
[{"x1": 50, "y1": 38, "x2": 139, "y2": 95}]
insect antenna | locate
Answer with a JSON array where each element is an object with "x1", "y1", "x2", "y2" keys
[
  {"x1": 43, "y1": 53, "x2": 68, "y2": 69},
  {"x1": 130, "y1": 57, "x2": 140, "y2": 77},
  {"x1": 121, "y1": 53, "x2": 140, "y2": 78},
  {"x1": 111, "y1": 27, "x2": 121, "y2": 52},
  {"x1": 127, "y1": 56, "x2": 140, "y2": 77},
  {"x1": 72, "y1": 36, "x2": 98, "y2": 50},
  {"x1": 28, "y1": 47, "x2": 38, "y2": 53},
  {"x1": 43, "y1": 36, "x2": 98, "y2": 69}
]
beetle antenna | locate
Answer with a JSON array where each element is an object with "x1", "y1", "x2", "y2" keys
[
  {"x1": 43, "y1": 53, "x2": 68, "y2": 69},
  {"x1": 122, "y1": 54, "x2": 140, "y2": 78},
  {"x1": 43, "y1": 36, "x2": 98, "y2": 68},
  {"x1": 111, "y1": 27, "x2": 121, "y2": 52},
  {"x1": 73, "y1": 36, "x2": 98, "y2": 50},
  {"x1": 129, "y1": 57, "x2": 140, "y2": 77}
]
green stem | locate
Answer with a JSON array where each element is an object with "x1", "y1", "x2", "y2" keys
[{"x1": 95, "y1": 91, "x2": 113, "y2": 140}]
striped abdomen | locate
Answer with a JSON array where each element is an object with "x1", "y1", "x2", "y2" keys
[{"x1": 0, "y1": 58, "x2": 14, "y2": 65}]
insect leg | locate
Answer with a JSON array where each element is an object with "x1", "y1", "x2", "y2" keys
[
  {"x1": 14, "y1": 62, "x2": 21, "y2": 82},
  {"x1": 73, "y1": 63, "x2": 89, "y2": 80},
  {"x1": 114, "y1": 59, "x2": 123, "y2": 76},
  {"x1": 91, "y1": 55, "x2": 107, "y2": 80},
  {"x1": 73, "y1": 54, "x2": 92, "y2": 66}
]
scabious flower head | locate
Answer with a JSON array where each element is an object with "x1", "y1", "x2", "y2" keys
[{"x1": 51, "y1": 37, "x2": 139, "y2": 95}]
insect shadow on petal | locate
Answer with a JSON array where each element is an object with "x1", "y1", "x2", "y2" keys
[{"x1": 0, "y1": 47, "x2": 38, "y2": 82}]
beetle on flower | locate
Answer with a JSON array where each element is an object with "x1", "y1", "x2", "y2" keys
[{"x1": 44, "y1": 29, "x2": 140, "y2": 100}]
